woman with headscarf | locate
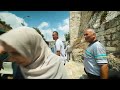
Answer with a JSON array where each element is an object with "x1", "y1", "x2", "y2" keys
[{"x1": 0, "y1": 27, "x2": 68, "y2": 79}]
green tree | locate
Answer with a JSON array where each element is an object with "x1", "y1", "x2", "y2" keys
[
  {"x1": 0, "y1": 19, "x2": 12, "y2": 31},
  {"x1": 21, "y1": 23, "x2": 25, "y2": 26},
  {"x1": 33, "y1": 27, "x2": 46, "y2": 41}
]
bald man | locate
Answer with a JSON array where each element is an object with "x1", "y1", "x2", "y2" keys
[{"x1": 83, "y1": 28, "x2": 109, "y2": 79}]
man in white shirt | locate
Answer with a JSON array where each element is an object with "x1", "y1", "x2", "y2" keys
[
  {"x1": 52, "y1": 31, "x2": 66, "y2": 65},
  {"x1": 65, "y1": 42, "x2": 72, "y2": 62}
]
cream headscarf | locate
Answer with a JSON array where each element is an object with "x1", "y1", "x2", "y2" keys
[{"x1": 0, "y1": 27, "x2": 68, "y2": 79}]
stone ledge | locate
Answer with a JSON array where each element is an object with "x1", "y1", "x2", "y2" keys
[{"x1": 106, "y1": 47, "x2": 117, "y2": 52}]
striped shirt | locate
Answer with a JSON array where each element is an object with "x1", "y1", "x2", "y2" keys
[{"x1": 83, "y1": 40, "x2": 108, "y2": 76}]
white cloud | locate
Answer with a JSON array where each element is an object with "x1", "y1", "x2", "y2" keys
[
  {"x1": 38, "y1": 22, "x2": 52, "y2": 41},
  {"x1": 40, "y1": 29, "x2": 53, "y2": 41},
  {"x1": 40, "y1": 28, "x2": 65, "y2": 41},
  {"x1": 38, "y1": 22, "x2": 49, "y2": 29},
  {"x1": 37, "y1": 18, "x2": 69, "y2": 41},
  {"x1": 59, "y1": 34, "x2": 65, "y2": 41},
  {"x1": 0, "y1": 11, "x2": 68, "y2": 41},
  {"x1": 0, "y1": 11, "x2": 28, "y2": 29},
  {"x1": 64, "y1": 18, "x2": 69, "y2": 25},
  {"x1": 40, "y1": 28, "x2": 66, "y2": 41},
  {"x1": 52, "y1": 28, "x2": 57, "y2": 32},
  {"x1": 58, "y1": 18, "x2": 69, "y2": 33}
]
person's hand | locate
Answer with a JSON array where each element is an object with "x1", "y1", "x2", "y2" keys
[{"x1": 0, "y1": 60, "x2": 4, "y2": 70}]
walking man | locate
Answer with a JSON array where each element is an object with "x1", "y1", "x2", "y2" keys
[
  {"x1": 52, "y1": 31, "x2": 66, "y2": 65},
  {"x1": 65, "y1": 42, "x2": 72, "y2": 62}
]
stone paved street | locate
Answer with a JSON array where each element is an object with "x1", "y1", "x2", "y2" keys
[{"x1": 65, "y1": 60, "x2": 86, "y2": 79}]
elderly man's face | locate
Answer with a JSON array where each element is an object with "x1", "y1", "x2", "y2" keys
[{"x1": 84, "y1": 30, "x2": 96, "y2": 43}]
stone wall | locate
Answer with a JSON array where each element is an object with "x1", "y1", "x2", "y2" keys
[
  {"x1": 70, "y1": 11, "x2": 120, "y2": 70},
  {"x1": 70, "y1": 11, "x2": 81, "y2": 45},
  {"x1": 89, "y1": 11, "x2": 120, "y2": 54}
]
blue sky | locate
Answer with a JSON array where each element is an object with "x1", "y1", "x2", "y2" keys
[{"x1": 0, "y1": 11, "x2": 69, "y2": 41}]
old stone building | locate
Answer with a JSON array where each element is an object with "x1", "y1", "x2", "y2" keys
[{"x1": 70, "y1": 11, "x2": 120, "y2": 71}]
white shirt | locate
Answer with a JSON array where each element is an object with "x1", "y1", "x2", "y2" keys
[
  {"x1": 54, "y1": 39, "x2": 66, "y2": 61},
  {"x1": 66, "y1": 44, "x2": 71, "y2": 53}
]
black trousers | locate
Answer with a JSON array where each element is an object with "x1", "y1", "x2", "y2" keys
[
  {"x1": 12, "y1": 62, "x2": 24, "y2": 79},
  {"x1": 84, "y1": 68, "x2": 100, "y2": 79}
]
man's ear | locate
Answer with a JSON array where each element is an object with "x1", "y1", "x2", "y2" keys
[
  {"x1": 93, "y1": 35, "x2": 95, "y2": 38},
  {"x1": 92, "y1": 33, "x2": 96, "y2": 38}
]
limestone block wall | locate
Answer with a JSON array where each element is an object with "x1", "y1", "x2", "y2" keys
[
  {"x1": 89, "y1": 11, "x2": 120, "y2": 53},
  {"x1": 70, "y1": 11, "x2": 94, "y2": 62},
  {"x1": 70, "y1": 11, "x2": 120, "y2": 70},
  {"x1": 70, "y1": 11, "x2": 81, "y2": 45}
]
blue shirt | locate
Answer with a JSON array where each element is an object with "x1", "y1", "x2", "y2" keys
[{"x1": 83, "y1": 41, "x2": 108, "y2": 76}]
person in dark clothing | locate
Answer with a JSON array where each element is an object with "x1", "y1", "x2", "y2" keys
[{"x1": 12, "y1": 62, "x2": 24, "y2": 79}]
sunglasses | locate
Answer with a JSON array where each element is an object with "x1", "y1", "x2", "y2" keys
[{"x1": 0, "y1": 52, "x2": 9, "y2": 62}]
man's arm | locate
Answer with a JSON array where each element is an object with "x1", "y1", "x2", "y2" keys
[
  {"x1": 55, "y1": 40, "x2": 61, "y2": 56},
  {"x1": 100, "y1": 64, "x2": 109, "y2": 79}
]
